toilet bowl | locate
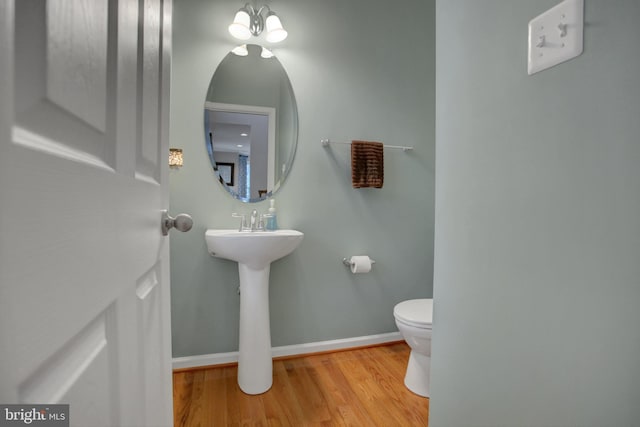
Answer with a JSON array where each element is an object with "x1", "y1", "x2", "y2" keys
[{"x1": 394, "y1": 298, "x2": 433, "y2": 397}]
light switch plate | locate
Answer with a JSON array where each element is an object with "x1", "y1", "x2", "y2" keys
[{"x1": 528, "y1": 0, "x2": 584, "y2": 75}]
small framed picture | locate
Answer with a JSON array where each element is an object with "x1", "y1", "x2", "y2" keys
[{"x1": 215, "y1": 162, "x2": 234, "y2": 186}]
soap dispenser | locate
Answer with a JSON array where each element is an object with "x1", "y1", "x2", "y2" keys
[{"x1": 266, "y1": 199, "x2": 278, "y2": 231}]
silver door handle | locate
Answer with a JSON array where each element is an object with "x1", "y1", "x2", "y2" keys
[{"x1": 161, "y1": 210, "x2": 193, "y2": 236}]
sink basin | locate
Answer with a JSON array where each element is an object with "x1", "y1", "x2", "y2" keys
[
  {"x1": 205, "y1": 229, "x2": 304, "y2": 270},
  {"x1": 205, "y1": 228, "x2": 303, "y2": 395}
]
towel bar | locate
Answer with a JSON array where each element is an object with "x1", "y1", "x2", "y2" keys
[{"x1": 321, "y1": 138, "x2": 413, "y2": 152}]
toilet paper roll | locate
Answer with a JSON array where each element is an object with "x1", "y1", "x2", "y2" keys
[{"x1": 350, "y1": 256, "x2": 372, "y2": 274}]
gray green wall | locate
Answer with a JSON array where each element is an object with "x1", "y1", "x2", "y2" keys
[
  {"x1": 170, "y1": 0, "x2": 435, "y2": 357},
  {"x1": 431, "y1": 1, "x2": 640, "y2": 426}
]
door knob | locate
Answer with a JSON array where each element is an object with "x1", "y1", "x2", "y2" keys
[{"x1": 161, "y1": 210, "x2": 193, "y2": 236}]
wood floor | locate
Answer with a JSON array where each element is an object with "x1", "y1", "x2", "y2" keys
[{"x1": 173, "y1": 342, "x2": 429, "y2": 426}]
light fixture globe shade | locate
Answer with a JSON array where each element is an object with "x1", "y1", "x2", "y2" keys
[
  {"x1": 231, "y1": 44, "x2": 249, "y2": 56},
  {"x1": 265, "y1": 13, "x2": 287, "y2": 43},
  {"x1": 228, "y1": 10, "x2": 251, "y2": 40},
  {"x1": 260, "y1": 47, "x2": 275, "y2": 58}
]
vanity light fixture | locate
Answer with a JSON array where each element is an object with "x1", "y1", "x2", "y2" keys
[
  {"x1": 228, "y1": 4, "x2": 288, "y2": 43},
  {"x1": 169, "y1": 148, "x2": 183, "y2": 168}
]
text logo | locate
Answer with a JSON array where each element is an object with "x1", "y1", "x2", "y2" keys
[{"x1": 0, "y1": 405, "x2": 68, "y2": 427}]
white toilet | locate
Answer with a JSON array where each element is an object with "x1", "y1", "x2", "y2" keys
[{"x1": 393, "y1": 298, "x2": 433, "y2": 398}]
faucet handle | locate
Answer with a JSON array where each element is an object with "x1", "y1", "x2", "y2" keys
[
  {"x1": 257, "y1": 213, "x2": 273, "y2": 231},
  {"x1": 232, "y1": 213, "x2": 249, "y2": 231}
]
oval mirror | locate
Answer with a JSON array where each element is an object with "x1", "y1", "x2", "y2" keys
[{"x1": 204, "y1": 44, "x2": 298, "y2": 202}]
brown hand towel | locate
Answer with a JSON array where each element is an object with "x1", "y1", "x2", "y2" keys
[{"x1": 351, "y1": 140, "x2": 384, "y2": 188}]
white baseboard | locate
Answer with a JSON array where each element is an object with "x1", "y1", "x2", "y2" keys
[{"x1": 172, "y1": 332, "x2": 402, "y2": 371}]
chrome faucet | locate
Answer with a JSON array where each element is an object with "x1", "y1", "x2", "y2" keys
[
  {"x1": 250, "y1": 209, "x2": 259, "y2": 231},
  {"x1": 233, "y1": 210, "x2": 267, "y2": 232}
]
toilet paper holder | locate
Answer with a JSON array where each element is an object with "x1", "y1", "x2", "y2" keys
[{"x1": 342, "y1": 257, "x2": 376, "y2": 267}]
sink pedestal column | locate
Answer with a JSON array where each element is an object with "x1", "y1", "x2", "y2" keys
[{"x1": 237, "y1": 263, "x2": 272, "y2": 395}]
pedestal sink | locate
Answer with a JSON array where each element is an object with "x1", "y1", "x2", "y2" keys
[{"x1": 205, "y1": 229, "x2": 303, "y2": 394}]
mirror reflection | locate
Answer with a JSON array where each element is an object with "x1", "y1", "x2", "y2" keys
[{"x1": 205, "y1": 44, "x2": 298, "y2": 202}]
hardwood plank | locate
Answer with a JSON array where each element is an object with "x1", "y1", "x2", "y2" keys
[
  {"x1": 172, "y1": 370, "x2": 193, "y2": 427},
  {"x1": 363, "y1": 347, "x2": 428, "y2": 426},
  {"x1": 284, "y1": 358, "x2": 333, "y2": 424},
  {"x1": 205, "y1": 367, "x2": 229, "y2": 426},
  {"x1": 311, "y1": 356, "x2": 378, "y2": 426},
  {"x1": 173, "y1": 342, "x2": 429, "y2": 426},
  {"x1": 264, "y1": 361, "x2": 307, "y2": 425},
  {"x1": 335, "y1": 352, "x2": 402, "y2": 425}
]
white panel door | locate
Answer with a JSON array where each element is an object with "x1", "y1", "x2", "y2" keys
[{"x1": 0, "y1": 0, "x2": 174, "y2": 426}]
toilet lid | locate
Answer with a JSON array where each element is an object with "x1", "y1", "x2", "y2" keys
[{"x1": 394, "y1": 299, "x2": 433, "y2": 328}]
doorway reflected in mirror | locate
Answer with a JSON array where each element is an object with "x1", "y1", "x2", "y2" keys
[{"x1": 204, "y1": 44, "x2": 298, "y2": 203}]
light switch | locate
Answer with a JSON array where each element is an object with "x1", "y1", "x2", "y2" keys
[{"x1": 527, "y1": 0, "x2": 584, "y2": 75}]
